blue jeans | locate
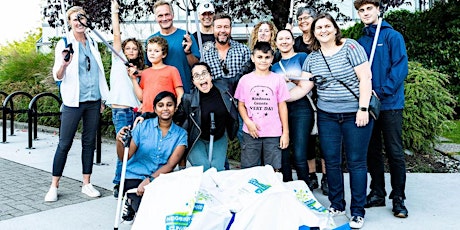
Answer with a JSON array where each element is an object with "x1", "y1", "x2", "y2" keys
[
  {"x1": 112, "y1": 108, "x2": 136, "y2": 184},
  {"x1": 52, "y1": 100, "x2": 101, "y2": 176},
  {"x1": 281, "y1": 97, "x2": 314, "y2": 183},
  {"x1": 367, "y1": 109, "x2": 406, "y2": 199},
  {"x1": 187, "y1": 134, "x2": 228, "y2": 172},
  {"x1": 318, "y1": 110, "x2": 373, "y2": 217}
]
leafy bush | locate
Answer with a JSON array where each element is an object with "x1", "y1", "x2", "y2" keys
[{"x1": 403, "y1": 62, "x2": 456, "y2": 154}]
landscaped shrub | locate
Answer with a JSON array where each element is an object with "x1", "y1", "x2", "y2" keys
[{"x1": 403, "y1": 62, "x2": 456, "y2": 154}]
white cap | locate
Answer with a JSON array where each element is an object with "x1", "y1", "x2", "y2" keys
[{"x1": 198, "y1": 1, "x2": 215, "y2": 15}]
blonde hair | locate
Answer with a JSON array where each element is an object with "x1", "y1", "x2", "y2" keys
[
  {"x1": 66, "y1": 6, "x2": 86, "y2": 22},
  {"x1": 249, "y1": 21, "x2": 278, "y2": 51},
  {"x1": 153, "y1": 0, "x2": 174, "y2": 16}
]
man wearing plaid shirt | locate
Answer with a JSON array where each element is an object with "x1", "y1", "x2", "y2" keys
[{"x1": 201, "y1": 12, "x2": 250, "y2": 95}]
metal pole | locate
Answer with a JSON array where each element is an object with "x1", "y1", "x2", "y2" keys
[
  {"x1": 114, "y1": 129, "x2": 132, "y2": 230},
  {"x1": 208, "y1": 112, "x2": 215, "y2": 163}
]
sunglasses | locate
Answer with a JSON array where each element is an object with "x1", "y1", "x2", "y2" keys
[
  {"x1": 220, "y1": 59, "x2": 229, "y2": 75},
  {"x1": 85, "y1": 55, "x2": 91, "y2": 72}
]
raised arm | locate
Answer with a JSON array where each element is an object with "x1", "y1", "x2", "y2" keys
[{"x1": 111, "y1": 0, "x2": 122, "y2": 53}]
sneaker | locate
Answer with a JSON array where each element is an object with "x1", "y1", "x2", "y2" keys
[
  {"x1": 81, "y1": 183, "x2": 101, "y2": 198},
  {"x1": 364, "y1": 190, "x2": 385, "y2": 208},
  {"x1": 328, "y1": 207, "x2": 346, "y2": 217},
  {"x1": 392, "y1": 196, "x2": 408, "y2": 218},
  {"x1": 321, "y1": 175, "x2": 328, "y2": 195},
  {"x1": 122, "y1": 199, "x2": 135, "y2": 225},
  {"x1": 308, "y1": 173, "x2": 319, "y2": 190},
  {"x1": 44, "y1": 186, "x2": 58, "y2": 202},
  {"x1": 113, "y1": 184, "x2": 120, "y2": 199},
  {"x1": 349, "y1": 216, "x2": 365, "y2": 229}
]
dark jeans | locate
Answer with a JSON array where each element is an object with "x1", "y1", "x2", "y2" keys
[
  {"x1": 318, "y1": 110, "x2": 373, "y2": 217},
  {"x1": 52, "y1": 100, "x2": 101, "y2": 176},
  {"x1": 367, "y1": 109, "x2": 406, "y2": 199},
  {"x1": 281, "y1": 98, "x2": 314, "y2": 183},
  {"x1": 124, "y1": 179, "x2": 144, "y2": 212}
]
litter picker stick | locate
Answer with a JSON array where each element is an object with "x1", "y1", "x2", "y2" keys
[
  {"x1": 193, "y1": 4, "x2": 203, "y2": 54},
  {"x1": 59, "y1": 0, "x2": 73, "y2": 61},
  {"x1": 288, "y1": 0, "x2": 295, "y2": 24},
  {"x1": 114, "y1": 128, "x2": 132, "y2": 230},
  {"x1": 208, "y1": 112, "x2": 215, "y2": 163}
]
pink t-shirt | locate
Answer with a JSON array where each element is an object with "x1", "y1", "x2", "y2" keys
[{"x1": 234, "y1": 71, "x2": 290, "y2": 137}]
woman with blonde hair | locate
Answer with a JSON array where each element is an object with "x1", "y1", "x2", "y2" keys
[{"x1": 248, "y1": 21, "x2": 278, "y2": 51}]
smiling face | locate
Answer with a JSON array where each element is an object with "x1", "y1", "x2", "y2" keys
[
  {"x1": 297, "y1": 12, "x2": 314, "y2": 34},
  {"x1": 192, "y1": 64, "x2": 213, "y2": 93},
  {"x1": 154, "y1": 4, "x2": 174, "y2": 31},
  {"x1": 276, "y1": 30, "x2": 294, "y2": 54},
  {"x1": 154, "y1": 96, "x2": 176, "y2": 120},
  {"x1": 213, "y1": 18, "x2": 232, "y2": 45},
  {"x1": 357, "y1": 3, "x2": 380, "y2": 25},
  {"x1": 199, "y1": 11, "x2": 214, "y2": 28},
  {"x1": 313, "y1": 18, "x2": 337, "y2": 44},
  {"x1": 251, "y1": 50, "x2": 273, "y2": 72},
  {"x1": 257, "y1": 23, "x2": 271, "y2": 42},
  {"x1": 69, "y1": 12, "x2": 86, "y2": 34}
]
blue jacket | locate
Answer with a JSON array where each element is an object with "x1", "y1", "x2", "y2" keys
[{"x1": 357, "y1": 20, "x2": 408, "y2": 110}]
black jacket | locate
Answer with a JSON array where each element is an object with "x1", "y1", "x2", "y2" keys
[{"x1": 176, "y1": 80, "x2": 239, "y2": 156}]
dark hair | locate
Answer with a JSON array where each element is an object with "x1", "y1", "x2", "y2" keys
[
  {"x1": 276, "y1": 29, "x2": 294, "y2": 40},
  {"x1": 353, "y1": 0, "x2": 380, "y2": 10},
  {"x1": 308, "y1": 13, "x2": 344, "y2": 51},
  {"x1": 252, "y1": 41, "x2": 273, "y2": 55},
  {"x1": 191, "y1": 62, "x2": 212, "y2": 76},
  {"x1": 153, "y1": 91, "x2": 177, "y2": 108},
  {"x1": 122, "y1": 38, "x2": 145, "y2": 70},
  {"x1": 213, "y1": 13, "x2": 232, "y2": 25},
  {"x1": 148, "y1": 36, "x2": 169, "y2": 56}
]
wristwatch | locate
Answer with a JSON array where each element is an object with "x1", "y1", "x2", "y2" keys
[{"x1": 359, "y1": 107, "x2": 368, "y2": 112}]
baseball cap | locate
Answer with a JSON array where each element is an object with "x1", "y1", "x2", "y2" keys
[{"x1": 198, "y1": 1, "x2": 215, "y2": 15}]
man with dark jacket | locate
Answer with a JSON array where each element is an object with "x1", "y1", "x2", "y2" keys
[{"x1": 355, "y1": 0, "x2": 409, "y2": 218}]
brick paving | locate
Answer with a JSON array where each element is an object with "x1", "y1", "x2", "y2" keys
[{"x1": 0, "y1": 158, "x2": 111, "y2": 221}]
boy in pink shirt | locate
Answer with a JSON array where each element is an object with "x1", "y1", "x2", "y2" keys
[{"x1": 234, "y1": 42, "x2": 290, "y2": 170}]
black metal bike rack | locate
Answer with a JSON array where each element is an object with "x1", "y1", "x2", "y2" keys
[
  {"x1": 27, "y1": 92, "x2": 62, "y2": 149},
  {"x1": 2, "y1": 91, "x2": 33, "y2": 143}
]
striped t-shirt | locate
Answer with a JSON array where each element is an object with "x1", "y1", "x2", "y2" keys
[{"x1": 303, "y1": 39, "x2": 368, "y2": 113}]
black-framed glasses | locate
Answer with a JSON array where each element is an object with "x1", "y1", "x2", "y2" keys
[
  {"x1": 309, "y1": 75, "x2": 330, "y2": 90},
  {"x1": 192, "y1": 70, "x2": 210, "y2": 81},
  {"x1": 85, "y1": 55, "x2": 91, "y2": 72},
  {"x1": 220, "y1": 59, "x2": 229, "y2": 75}
]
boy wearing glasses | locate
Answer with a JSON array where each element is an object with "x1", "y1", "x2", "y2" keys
[{"x1": 234, "y1": 42, "x2": 290, "y2": 171}]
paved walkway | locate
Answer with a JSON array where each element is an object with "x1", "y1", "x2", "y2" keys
[{"x1": 0, "y1": 128, "x2": 459, "y2": 229}]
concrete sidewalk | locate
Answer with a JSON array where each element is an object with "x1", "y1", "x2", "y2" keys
[{"x1": 0, "y1": 129, "x2": 459, "y2": 230}]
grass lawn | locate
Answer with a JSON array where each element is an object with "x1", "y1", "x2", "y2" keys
[{"x1": 443, "y1": 120, "x2": 460, "y2": 143}]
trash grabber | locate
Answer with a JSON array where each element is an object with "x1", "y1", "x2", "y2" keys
[
  {"x1": 181, "y1": 0, "x2": 190, "y2": 49},
  {"x1": 208, "y1": 112, "x2": 216, "y2": 163},
  {"x1": 288, "y1": 0, "x2": 295, "y2": 24},
  {"x1": 59, "y1": 0, "x2": 73, "y2": 61},
  {"x1": 192, "y1": 1, "x2": 203, "y2": 54},
  {"x1": 76, "y1": 13, "x2": 137, "y2": 74},
  {"x1": 114, "y1": 128, "x2": 132, "y2": 230}
]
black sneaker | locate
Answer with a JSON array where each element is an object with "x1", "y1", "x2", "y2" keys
[
  {"x1": 364, "y1": 190, "x2": 385, "y2": 208},
  {"x1": 392, "y1": 196, "x2": 408, "y2": 218},
  {"x1": 113, "y1": 184, "x2": 119, "y2": 199},
  {"x1": 308, "y1": 173, "x2": 319, "y2": 190},
  {"x1": 122, "y1": 199, "x2": 135, "y2": 225},
  {"x1": 321, "y1": 175, "x2": 328, "y2": 195}
]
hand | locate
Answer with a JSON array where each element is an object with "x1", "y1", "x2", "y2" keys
[
  {"x1": 245, "y1": 120, "x2": 260, "y2": 139},
  {"x1": 100, "y1": 103, "x2": 105, "y2": 113},
  {"x1": 279, "y1": 132, "x2": 289, "y2": 149},
  {"x1": 132, "y1": 116, "x2": 144, "y2": 129},
  {"x1": 182, "y1": 34, "x2": 192, "y2": 54},
  {"x1": 117, "y1": 126, "x2": 131, "y2": 144},
  {"x1": 111, "y1": 0, "x2": 119, "y2": 14},
  {"x1": 355, "y1": 110, "x2": 370, "y2": 127},
  {"x1": 61, "y1": 49, "x2": 72, "y2": 64},
  {"x1": 137, "y1": 178, "x2": 149, "y2": 196},
  {"x1": 127, "y1": 66, "x2": 139, "y2": 79}
]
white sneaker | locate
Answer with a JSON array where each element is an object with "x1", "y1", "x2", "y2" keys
[
  {"x1": 328, "y1": 207, "x2": 346, "y2": 217},
  {"x1": 82, "y1": 183, "x2": 101, "y2": 197},
  {"x1": 349, "y1": 216, "x2": 365, "y2": 229},
  {"x1": 44, "y1": 186, "x2": 58, "y2": 202}
]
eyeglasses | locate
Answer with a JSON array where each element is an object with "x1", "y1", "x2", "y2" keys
[
  {"x1": 193, "y1": 70, "x2": 210, "y2": 80},
  {"x1": 220, "y1": 59, "x2": 229, "y2": 75},
  {"x1": 309, "y1": 75, "x2": 331, "y2": 90},
  {"x1": 298, "y1": 16, "x2": 312, "y2": 22},
  {"x1": 85, "y1": 55, "x2": 91, "y2": 72}
]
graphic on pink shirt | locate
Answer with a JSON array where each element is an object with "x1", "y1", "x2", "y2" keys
[{"x1": 249, "y1": 86, "x2": 274, "y2": 119}]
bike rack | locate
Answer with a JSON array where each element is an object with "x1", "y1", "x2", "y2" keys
[
  {"x1": 27, "y1": 92, "x2": 62, "y2": 149},
  {"x1": 2, "y1": 91, "x2": 33, "y2": 143}
]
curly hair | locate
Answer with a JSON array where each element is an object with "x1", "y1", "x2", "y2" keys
[
  {"x1": 147, "y1": 36, "x2": 169, "y2": 57},
  {"x1": 122, "y1": 38, "x2": 145, "y2": 70},
  {"x1": 248, "y1": 21, "x2": 278, "y2": 51}
]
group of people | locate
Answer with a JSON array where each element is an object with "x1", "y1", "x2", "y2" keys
[{"x1": 44, "y1": 0, "x2": 409, "y2": 229}]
